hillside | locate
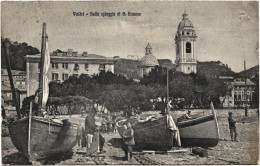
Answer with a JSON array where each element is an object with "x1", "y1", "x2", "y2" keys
[
  {"x1": 197, "y1": 61, "x2": 240, "y2": 80},
  {"x1": 1, "y1": 38, "x2": 40, "y2": 71},
  {"x1": 238, "y1": 65, "x2": 259, "y2": 79}
]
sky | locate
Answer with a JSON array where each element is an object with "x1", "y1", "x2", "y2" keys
[{"x1": 1, "y1": 1, "x2": 259, "y2": 72}]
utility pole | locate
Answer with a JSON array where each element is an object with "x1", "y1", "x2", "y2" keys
[{"x1": 244, "y1": 60, "x2": 248, "y2": 117}]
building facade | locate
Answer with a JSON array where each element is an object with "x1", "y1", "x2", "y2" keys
[
  {"x1": 1, "y1": 69, "x2": 27, "y2": 108},
  {"x1": 25, "y1": 49, "x2": 116, "y2": 96},
  {"x1": 221, "y1": 78, "x2": 255, "y2": 108},
  {"x1": 139, "y1": 43, "x2": 159, "y2": 77},
  {"x1": 175, "y1": 11, "x2": 197, "y2": 74}
]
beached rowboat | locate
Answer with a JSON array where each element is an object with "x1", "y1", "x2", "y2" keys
[
  {"x1": 9, "y1": 116, "x2": 78, "y2": 161},
  {"x1": 116, "y1": 114, "x2": 179, "y2": 151},
  {"x1": 177, "y1": 103, "x2": 220, "y2": 147},
  {"x1": 7, "y1": 23, "x2": 79, "y2": 162}
]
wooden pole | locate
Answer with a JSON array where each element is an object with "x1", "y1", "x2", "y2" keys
[
  {"x1": 4, "y1": 40, "x2": 21, "y2": 119},
  {"x1": 28, "y1": 102, "x2": 32, "y2": 158},
  {"x1": 166, "y1": 68, "x2": 169, "y2": 114},
  {"x1": 244, "y1": 60, "x2": 248, "y2": 117},
  {"x1": 37, "y1": 22, "x2": 47, "y2": 116}
]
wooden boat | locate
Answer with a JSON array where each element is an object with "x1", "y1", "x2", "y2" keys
[
  {"x1": 6, "y1": 23, "x2": 79, "y2": 162},
  {"x1": 8, "y1": 117, "x2": 78, "y2": 161},
  {"x1": 116, "y1": 70, "x2": 181, "y2": 151},
  {"x1": 116, "y1": 114, "x2": 178, "y2": 151},
  {"x1": 177, "y1": 103, "x2": 220, "y2": 147}
]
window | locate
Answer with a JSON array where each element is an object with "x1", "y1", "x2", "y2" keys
[
  {"x1": 62, "y1": 63, "x2": 68, "y2": 69},
  {"x1": 74, "y1": 63, "x2": 79, "y2": 71},
  {"x1": 62, "y1": 74, "x2": 69, "y2": 81},
  {"x1": 186, "y1": 42, "x2": 191, "y2": 53},
  {"x1": 85, "y1": 63, "x2": 89, "y2": 70},
  {"x1": 38, "y1": 62, "x2": 41, "y2": 70},
  {"x1": 52, "y1": 63, "x2": 58, "y2": 69},
  {"x1": 143, "y1": 68, "x2": 146, "y2": 74},
  {"x1": 52, "y1": 73, "x2": 59, "y2": 81},
  {"x1": 99, "y1": 64, "x2": 105, "y2": 70},
  {"x1": 187, "y1": 67, "x2": 190, "y2": 70}
]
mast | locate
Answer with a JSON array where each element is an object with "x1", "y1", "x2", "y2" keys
[
  {"x1": 37, "y1": 22, "x2": 47, "y2": 115},
  {"x1": 4, "y1": 40, "x2": 21, "y2": 119},
  {"x1": 244, "y1": 60, "x2": 248, "y2": 117},
  {"x1": 166, "y1": 68, "x2": 169, "y2": 114}
]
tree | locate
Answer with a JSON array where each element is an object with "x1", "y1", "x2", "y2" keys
[{"x1": 1, "y1": 38, "x2": 40, "y2": 71}]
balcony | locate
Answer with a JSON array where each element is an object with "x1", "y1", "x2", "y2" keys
[{"x1": 180, "y1": 59, "x2": 197, "y2": 63}]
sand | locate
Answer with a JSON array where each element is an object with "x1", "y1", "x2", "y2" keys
[{"x1": 1, "y1": 108, "x2": 259, "y2": 165}]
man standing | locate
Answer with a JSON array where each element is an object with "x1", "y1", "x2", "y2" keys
[
  {"x1": 85, "y1": 111, "x2": 96, "y2": 152},
  {"x1": 228, "y1": 112, "x2": 238, "y2": 142},
  {"x1": 122, "y1": 122, "x2": 135, "y2": 161},
  {"x1": 85, "y1": 111, "x2": 106, "y2": 155}
]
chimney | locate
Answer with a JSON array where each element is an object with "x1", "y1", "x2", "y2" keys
[
  {"x1": 83, "y1": 51, "x2": 88, "y2": 56},
  {"x1": 53, "y1": 51, "x2": 58, "y2": 56},
  {"x1": 72, "y1": 51, "x2": 78, "y2": 57},
  {"x1": 68, "y1": 49, "x2": 73, "y2": 56}
]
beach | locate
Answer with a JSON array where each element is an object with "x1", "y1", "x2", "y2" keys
[{"x1": 1, "y1": 108, "x2": 259, "y2": 165}]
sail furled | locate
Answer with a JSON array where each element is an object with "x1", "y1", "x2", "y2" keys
[
  {"x1": 166, "y1": 115, "x2": 181, "y2": 146},
  {"x1": 42, "y1": 39, "x2": 50, "y2": 107}
]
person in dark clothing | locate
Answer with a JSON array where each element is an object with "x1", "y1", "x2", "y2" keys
[
  {"x1": 122, "y1": 122, "x2": 135, "y2": 161},
  {"x1": 85, "y1": 111, "x2": 105, "y2": 154},
  {"x1": 228, "y1": 112, "x2": 238, "y2": 142}
]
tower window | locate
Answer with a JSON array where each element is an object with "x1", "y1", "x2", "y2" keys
[
  {"x1": 182, "y1": 31, "x2": 184, "y2": 35},
  {"x1": 186, "y1": 42, "x2": 191, "y2": 53}
]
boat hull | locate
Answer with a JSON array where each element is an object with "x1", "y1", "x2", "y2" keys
[
  {"x1": 8, "y1": 117, "x2": 78, "y2": 161},
  {"x1": 117, "y1": 115, "x2": 175, "y2": 151},
  {"x1": 178, "y1": 114, "x2": 219, "y2": 147}
]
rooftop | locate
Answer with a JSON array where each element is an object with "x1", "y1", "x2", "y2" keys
[
  {"x1": 178, "y1": 11, "x2": 194, "y2": 29},
  {"x1": 140, "y1": 54, "x2": 159, "y2": 67}
]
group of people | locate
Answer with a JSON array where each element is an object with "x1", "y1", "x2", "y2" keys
[
  {"x1": 76, "y1": 108, "x2": 242, "y2": 162},
  {"x1": 76, "y1": 110, "x2": 135, "y2": 161}
]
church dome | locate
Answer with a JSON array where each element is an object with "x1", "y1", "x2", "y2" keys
[
  {"x1": 178, "y1": 12, "x2": 194, "y2": 29},
  {"x1": 140, "y1": 54, "x2": 159, "y2": 67}
]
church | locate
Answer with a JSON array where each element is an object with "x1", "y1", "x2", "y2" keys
[
  {"x1": 174, "y1": 11, "x2": 197, "y2": 74},
  {"x1": 138, "y1": 11, "x2": 198, "y2": 77}
]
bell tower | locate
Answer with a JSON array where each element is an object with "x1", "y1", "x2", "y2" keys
[{"x1": 175, "y1": 11, "x2": 197, "y2": 74}]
